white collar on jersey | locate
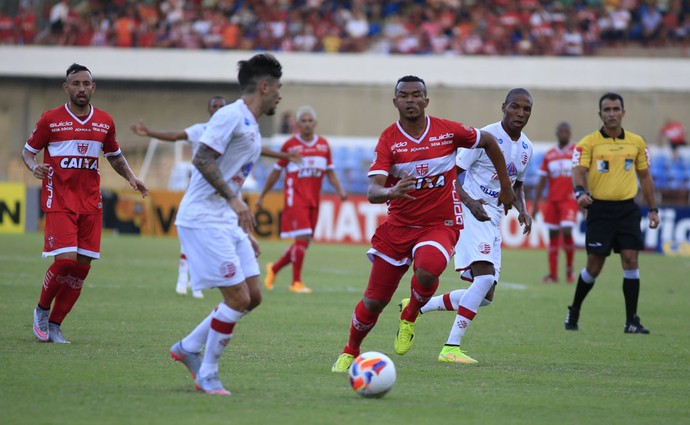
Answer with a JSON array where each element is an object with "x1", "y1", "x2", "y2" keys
[
  {"x1": 296, "y1": 134, "x2": 318, "y2": 146},
  {"x1": 63, "y1": 103, "x2": 94, "y2": 125}
]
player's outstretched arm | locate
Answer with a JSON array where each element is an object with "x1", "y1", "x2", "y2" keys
[
  {"x1": 260, "y1": 146, "x2": 303, "y2": 164},
  {"x1": 129, "y1": 120, "x2": 188, "y2": 142},
  {"x1": 255, "y1": 168, "x2": 282, "y2": 210},
  {"x1": 107, "y1": 154, "x2": 149, "y2": 197}
]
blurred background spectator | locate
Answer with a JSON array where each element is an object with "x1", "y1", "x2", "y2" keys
[{"x1": 1, "y1": 0, "x2": 689, "y2": 57}]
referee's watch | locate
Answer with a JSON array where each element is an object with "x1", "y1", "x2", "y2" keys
[{"x1": 574, "y1": 185, "x2": 588, "y2": 200}]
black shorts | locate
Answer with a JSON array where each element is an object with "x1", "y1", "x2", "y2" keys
[{"x1": 585, "y1": 199, "x2": 643, "y2": 256}]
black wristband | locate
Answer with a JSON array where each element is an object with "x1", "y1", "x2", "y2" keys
[
  {"x1": 649, "y1": 208, "x2": 659, "y2": 213},
  {"x1": 574, "y1": 185, "x2": 587, "y2": 199}
]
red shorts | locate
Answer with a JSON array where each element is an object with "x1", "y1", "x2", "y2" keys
[
  {"x1": 542, "y1": 199, "x2": 579, "y2": 228},
  {"x1": 43, "y1": 212, "x2": 102, "y2": 259},
  {"x1": 280, "y1": 206, "x2": 318, "y2": 238},
  {"x1": 368, "y1": 221, "x2": 459, "y2": 266}
]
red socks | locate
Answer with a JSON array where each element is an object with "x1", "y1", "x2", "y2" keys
[
  {"x1": 563, "y1": 234, "x2": 575, "y2": 271},
  {"x1": 38, "y1": 258, "x2": 77, "y2": 310},
  {"x1": 344, "y1": 300, "x2": 380, "y2": 356},
  {"x1": 48, "y1": 262, "x2": 90, "y2": 325},
  {"x1": 548, "y1": 237, "x2": 559, "y2": 278},
  {"x1": 291, "y1": 239, "x2": 309, "y2": 282}
]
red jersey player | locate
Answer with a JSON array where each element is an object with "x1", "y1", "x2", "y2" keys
[
  {"x1": 331, "y1": 75, "x2": 515, "y2": 372},
  {"x1": 256, "y1": 106, "x2": 347, "y2": 293},
  {"x1": 532, "y1": 121, "x2": 579, "y2": 283},
  {"x1": 22, "y1": 63, "x2": 148, "y2": 344}
]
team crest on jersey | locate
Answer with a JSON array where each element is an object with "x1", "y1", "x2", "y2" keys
[
  {"x1": 521, "y1": 152, "x2": 528, "y2": 165},
  {"x1": 478, "y1": 242, "x2": 491, "y2": 254},
  {"x1": 506, "y1": 162, "x2": 518, "y2": 176},
  {"x1": 220, "y1": 262, "x2": 236, "y2": 278},
  {"x1": 77, "y1": 143, "x2": 88, "y2": 154},
  {"x1": 415, "y1": 163, "x2": 429, "y2": 176}
]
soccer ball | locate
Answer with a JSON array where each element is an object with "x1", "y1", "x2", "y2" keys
[{"x1": 348, "y1": 351, "x2": 396, "y2": 398}]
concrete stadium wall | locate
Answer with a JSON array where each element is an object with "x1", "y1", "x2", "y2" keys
[{"x1": 2, "y1": 46, "x2": 690, "y2": 187}]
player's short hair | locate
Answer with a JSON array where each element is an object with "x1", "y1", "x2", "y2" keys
[
  {"x1": 599, "y1": 92, "x2": 624, "y2": 111},
  {"x1": 65, "y1": 63, "x2": 91, "y2": 80},
  {"x1": 296, "y1": 105, "x2": 317, "y2": 121},
  {"x1": 505, "y1": 88, "x2": 531, "y2": 104},
  {"x1": 556, "y1": 121, "x2": 571, "y2": 131},
  {"x1": 395, "y1": 75, "x2": 426, "y2": 96},
  {"x1": 208, "y1": 96, "x2": 227, "y2": 108},
  {"x1": 237, "y1": 53, "x2": 282, "y2": 94}
]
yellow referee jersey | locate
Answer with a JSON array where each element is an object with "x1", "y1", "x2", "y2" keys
[{"x1": 572, "y1": 128, "x2": 649, "y2": 201}]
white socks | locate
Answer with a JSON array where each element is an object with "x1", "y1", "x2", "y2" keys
[
  {"x1": 420, "y1": 289, "x2": 492, "y2": 314},
  {"x1": 446, "y1": 274, "x2": 494, "y2": 346},
  {"x1": 198, "y1": 303, "x2": 243, "y2": 378}
]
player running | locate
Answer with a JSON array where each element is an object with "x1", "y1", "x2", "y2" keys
[{"x1": 331, "y1": 75, "x2": 515, "y2": 373}]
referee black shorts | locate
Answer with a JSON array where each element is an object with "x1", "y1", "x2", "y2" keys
[{"x1": 585, "y1": 199, "x2": 643, "y2": 256}]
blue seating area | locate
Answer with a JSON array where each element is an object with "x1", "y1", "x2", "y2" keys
[{"x1": 251, "y1": 141, "x2": 690, "y2": 203}]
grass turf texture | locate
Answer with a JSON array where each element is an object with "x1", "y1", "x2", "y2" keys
[{"x1": 1, "y1": 233, "x2": 689, "y2": 425}]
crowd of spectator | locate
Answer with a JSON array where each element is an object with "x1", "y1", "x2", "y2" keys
[{"x1": 1, "y1": 0, "x2": 689, "y2": 56}]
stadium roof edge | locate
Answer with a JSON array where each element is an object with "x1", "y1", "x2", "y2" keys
[{"x1": 1, "y1": 46, "x2": 689, "y2": 92}]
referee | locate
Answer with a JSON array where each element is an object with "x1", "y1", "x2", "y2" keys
[{"x1": 565, "y1": 92, "x2": 659, "y2": 334}]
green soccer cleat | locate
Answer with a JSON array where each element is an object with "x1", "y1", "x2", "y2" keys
[
  {"x1": 393, "y1": 319, "x2": 417, "y2": 355},
  {"x1": 331, "y1": 353, "x2": 355, "y2": 373},
  {"x1": 398, "y1": 298, "x2": 410, "y2": 313},
  {"x1": 438, "y1": 345, "x2": 478, "y2": 364}
]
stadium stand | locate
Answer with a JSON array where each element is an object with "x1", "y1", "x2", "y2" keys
[{"x1": 1, "y1": 0, "x2": 689, "y2": 57}]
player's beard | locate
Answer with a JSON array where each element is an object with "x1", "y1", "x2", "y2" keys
[{"x1": 71, "y1": 93, "x2": 90, "y2": 108}]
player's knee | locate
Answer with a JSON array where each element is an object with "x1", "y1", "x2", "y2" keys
[
  {"x1": 362, "y1": 296, "x2": 387, "y2": 313},
  {"x1": 248, "y1": 292, "x2": 262, "y2": 310},
  {"x1": 413, "y1": 246, "x2": 447, "y2": 278}
]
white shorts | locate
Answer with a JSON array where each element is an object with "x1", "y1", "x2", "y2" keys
[
  {"x1": 177, "y1": 225, "x2": 260, "y2": 291},
  {"x1": 454, "y1": 203, "x2": 502, "y2": 273}
]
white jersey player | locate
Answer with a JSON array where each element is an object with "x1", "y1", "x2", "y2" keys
[
  {"x1": 169, "y1": 53, "x2": 283, "y2": 395},
  {"x1": 454, "y1": 119, "x2": 534, "y2": 278},
  {"x1": 414, "y1": 88, "x2": 535, "y2": 365}
]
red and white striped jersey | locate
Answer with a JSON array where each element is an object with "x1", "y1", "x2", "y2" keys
[
  {"x1": 24, "y1": 103, "x2": 120, "y2": 214},
  {"x1": 538, "y1": 144, "x2": 575, "y2": 202},
  {"x1": 368, "y1": 115, "x2": 479, "y2": 229},
  {"x1": 274, "y1": 134, "x2": 334, "y2": 209}
]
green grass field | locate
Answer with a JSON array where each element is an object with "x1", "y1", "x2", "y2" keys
[{"x1": 1, "y1": 233, "x2": 689, "y2": 425}]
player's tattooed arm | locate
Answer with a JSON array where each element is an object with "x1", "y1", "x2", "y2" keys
[
  {"x1": 107, "y1": 154, "x2": 149, "y2": 197},
  {"x1": 193, "y1": 144, "x2": 256, "y2": 232},
  {"x1": 193, "y1": 144, "x2": 236, "y2": 200}
]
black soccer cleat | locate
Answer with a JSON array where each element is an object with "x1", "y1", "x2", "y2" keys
[
  {"x1": 624, "y1": 315, "x2": 650, "y2": 334},
  {"x1": 564, "y1": 305, "x2": 579, "y2": 331}
]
